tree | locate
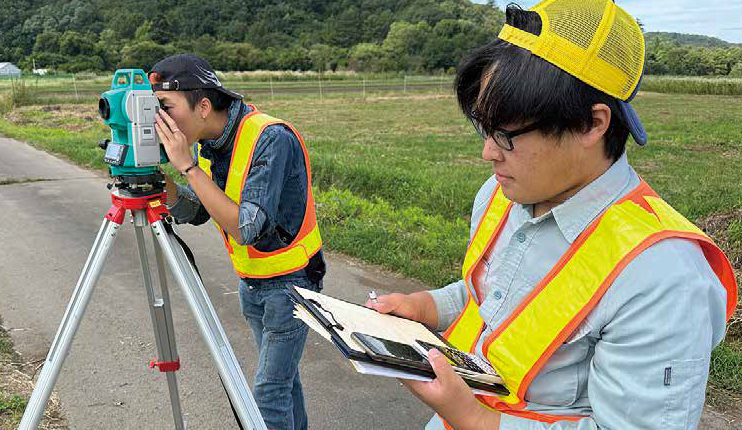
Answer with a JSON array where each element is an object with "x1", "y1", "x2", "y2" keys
[
  {"x1": 33, "y1": 31, "x2": 62, "y2": 54},
  {"x1": 96, "y1": 29, "x2": 124, "y2": 70},
  {"x1": 60, "y1": 30, "x2": 96, "y2": 57},
  {"x1": 309, "y1": 44, "x2": 345, "y2": 72},
  {"x1": 209, "y1": 42, "x2": 264, "y2": 71},
  {"x1": 135, "y1": 21, "x2": 155, "y2": 42},
  {"x1": 119, "y1": 41, "x2": 175, "y2": 71},
  {"x1": 23, "y1": 0, "x2": 100, "y2": 35},
  {"x1": 150, "y1": 14, "x2": 174, "y2": 45},
  {"x1": 348, "y1": 43, "x2": 390, "y2": 72},
  {"x1": 108, "y1": 12, "x2": 145, "y2": 39},
  {"x1": 382, "y1": 21, "x2": 431, "y2": 71},
  {"x1": 423, "y1": 19, "x2": 486, "y2": 71}
]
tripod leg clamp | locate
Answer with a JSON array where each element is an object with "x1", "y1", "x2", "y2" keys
[{"x1": 150, "y1": 358, "x2": 181, "y2": 373}]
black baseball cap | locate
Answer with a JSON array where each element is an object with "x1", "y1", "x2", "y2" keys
[{"x1": 148, "y1": 53, "x2": 243, "y2": 100}]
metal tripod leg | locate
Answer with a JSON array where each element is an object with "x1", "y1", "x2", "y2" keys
[
  {"x1": 150, "y1": 219, "x2": 267, "y2": 430},
  {"x1": 19, "y1": 218, "x2": 122, "y2": 430},
  {"x1": 132, "y1": 210, "x2": 186, "y2": 430}
]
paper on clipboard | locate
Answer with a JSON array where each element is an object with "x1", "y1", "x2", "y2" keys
[{"x1": 292, "y1": 287, "x2": 446, "y2": 354}]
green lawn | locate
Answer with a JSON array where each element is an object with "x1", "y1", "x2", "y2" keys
[{"x1": 0, "y1": 89, "x2": 740, "y2": 406}]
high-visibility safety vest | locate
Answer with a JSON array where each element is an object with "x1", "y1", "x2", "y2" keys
[
  {"x1": 442, "y1": 181, "x2": 737, "y2": 426},
  {"x1": 197, "y1": 105, "x2": 322, "y2": 279}
]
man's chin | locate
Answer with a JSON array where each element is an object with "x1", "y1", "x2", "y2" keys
[{"x1": 500, "y1": 185, "x2": 535, "y2": 205}]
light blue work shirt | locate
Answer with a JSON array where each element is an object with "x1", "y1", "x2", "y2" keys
[{"x1": 427, "y1": 153, "x2": 728, "y2": 429}]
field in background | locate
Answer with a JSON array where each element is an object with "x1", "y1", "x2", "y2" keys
[
  {"x1": 2, "y1": 74, "x2": 742, "y2": 113},
  {"x1": 0, "y1": 87, "x2": 740, "y2": 412}
]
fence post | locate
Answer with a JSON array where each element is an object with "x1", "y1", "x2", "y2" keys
[
  {"x1": 439, "y1": 72, "x2": 443, "y2": 95},
  {"x1": 363, "y1": 77, "x2": 366, "y2": 99},
  {"x1": 318, "y1": 73, "x2": 323, "y2": 100},
  {"x1": 404, "y1": 75, "x2": 407, "y2": 94},
  {"x1": 269, "y1": 75, "x2": 274, "y2": 101},
  {"x1": 73, "y1": 74, "x2": 79, "y2": 101}
]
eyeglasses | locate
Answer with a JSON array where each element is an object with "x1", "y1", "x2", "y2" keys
[{"x1": 471, "y1": 117, "x2": 544, "y2": 151}]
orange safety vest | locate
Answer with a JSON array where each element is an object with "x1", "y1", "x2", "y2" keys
[
  {"x1": 442, "y1": 181, "x2": 737, "y2": 427},
  {"x1": 197, "y1": 104, "x2": 322, "y2": 279}
]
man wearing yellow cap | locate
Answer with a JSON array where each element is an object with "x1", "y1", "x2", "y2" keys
[{"x1": 367, "y1": 1, "x2": 737, "y2": 428}]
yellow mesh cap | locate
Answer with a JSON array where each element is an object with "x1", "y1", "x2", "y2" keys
[{"x1": 498, "y1": 0, "x2": 645, "y2": 102}]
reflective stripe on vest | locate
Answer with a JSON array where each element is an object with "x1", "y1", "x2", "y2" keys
[
  {"x1": 197, "y1": 105, "x2": 322, "y2": 278},
  {"x1": 443, "y1": 181, "x2": 738, "y2": 423}
]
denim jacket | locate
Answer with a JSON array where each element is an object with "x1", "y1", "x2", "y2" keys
[{"x1": 168, "y1": 101, "x2": 326, "y2": 287}]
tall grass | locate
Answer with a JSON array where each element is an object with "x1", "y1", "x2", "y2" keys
[
  {"x1": 643, "y1": 75, "x2": 742, "y2": 96},
  {"x1": 0, "y1": 79, "x2": 38, "y2": 114}
]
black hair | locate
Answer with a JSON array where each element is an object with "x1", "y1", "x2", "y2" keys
[
  {"x1": 183, "y1": 88, "x2": 233, "y2": 112},
  {"x1": 454, "y1": 4, "x2": 629, "y2": 161}
]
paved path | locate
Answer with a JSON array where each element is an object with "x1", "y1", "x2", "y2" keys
[
  {"x1": 0, "y1": 136, "x2": 430, "y2": 429},
  {"x1": 0, "y1": 136, "x2": 735, "y2": 430}
]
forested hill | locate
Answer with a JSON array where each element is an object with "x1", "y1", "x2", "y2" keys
[
  {"x1": 2, "y1": 1, "x2": 742, "y2": 77},
  {"x1": 644, "y1": 32, "x2": 742, "y2": 76},
  {"x1": 0, "y1": 0, "x2": 504, "y2": 72},
  {"x1": 645, "y1": 32, "x2": 739, "y2": 48}
]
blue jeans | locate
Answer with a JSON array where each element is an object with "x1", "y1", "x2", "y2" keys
[{"x1": 238, "y1": 278, "x2": 319, "y2": 430}]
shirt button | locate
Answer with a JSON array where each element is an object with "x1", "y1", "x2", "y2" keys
[
  {"x1": 516, "y1": 232, "x2": 526, "y2": 243},
  {"x1": 493, "y1": 290, "x2": 503, "y2": 300}
]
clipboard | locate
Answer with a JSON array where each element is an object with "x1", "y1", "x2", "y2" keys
[{"x1": 287, "y1": 286, "x2": 509, "y2": 396}]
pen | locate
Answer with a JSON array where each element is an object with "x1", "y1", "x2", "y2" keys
[{"x1": 368, "y1": 290, "x2": 379, "y2": 304}]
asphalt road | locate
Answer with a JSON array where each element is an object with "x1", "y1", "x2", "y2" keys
[{"x1": 0, "y1": 136, "x2": 432, "y2": 429}]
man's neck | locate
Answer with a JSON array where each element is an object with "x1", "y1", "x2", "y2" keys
[
  {"x1": 203, "y1": 109, "x2": 230, "y2": 141},
  {"x1": 532, "y1": 157, "x2": 614, "y2": 218}
]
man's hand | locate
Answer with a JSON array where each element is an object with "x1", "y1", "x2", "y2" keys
[
  {"x1": 364, "y1": 291, "x2": 439, "y2": 328},
  {"x1": 402, "y1": 349, "x2": 501, "y2": 430},
  {"x1": 155, "y1": 110, "x2": 194, "y2": 173}
]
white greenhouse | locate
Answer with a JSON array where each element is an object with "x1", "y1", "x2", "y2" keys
[{"x1": 0, "y1": 62, "x2": 22, "y2": 79}]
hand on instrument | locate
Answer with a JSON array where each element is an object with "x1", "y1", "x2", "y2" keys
[
  {"x1": 401, "y1": 348, "x2": 501, "y2": 430},
  {"x1": 155, "y1": 110, "x2": 194, "y2": 173}
]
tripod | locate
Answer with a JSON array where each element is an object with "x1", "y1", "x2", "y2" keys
[{"x1": 19, "y1": 185, "x2": 267, "y2": 430}]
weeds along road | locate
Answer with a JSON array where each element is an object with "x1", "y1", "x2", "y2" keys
[{"x1": 0, "y1": 136, "x2": 430, "y2": 429}]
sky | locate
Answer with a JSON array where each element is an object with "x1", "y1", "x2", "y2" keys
[{"x1": 474, "y1": 0, "x2": 742, "y2": 43}]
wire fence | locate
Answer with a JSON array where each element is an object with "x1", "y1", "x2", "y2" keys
[{"x1": 0, "y1": 74, "x2": 457, "y2": 107}]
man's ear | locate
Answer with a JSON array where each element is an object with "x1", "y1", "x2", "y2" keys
[
  {"x1": 579, "y1": 103, "x2": 611, "y2": 149},
  {"x1": 199, "y1": 97, "x2": 213, "y2": 120}
]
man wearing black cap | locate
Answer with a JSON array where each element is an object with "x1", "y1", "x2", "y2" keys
[{"x1": 149, "y1": 53, "x2": 325, "y2": 430}]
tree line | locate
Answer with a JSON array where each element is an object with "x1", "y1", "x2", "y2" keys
[
  {"x1": 1, "y1": 0, "x2": 503, "y2": 73},
  {"x1": 645, "y1": 33, "x2": 742, "y2": 77},
  {"x1": 1, "y1": 1, "x2": 741, "y2": 77}
]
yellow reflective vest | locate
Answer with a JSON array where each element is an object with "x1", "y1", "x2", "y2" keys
[
  {"x1": 443, "y1": 181, "x2": 737, "y2": 425},
  {"x1": 197, "y1": 105, "x2": 322, "y2": 279}
]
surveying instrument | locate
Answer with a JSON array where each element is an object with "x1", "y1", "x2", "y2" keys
[{"x1": 19, "y1": 69, "x2": 267, "y2": 429}]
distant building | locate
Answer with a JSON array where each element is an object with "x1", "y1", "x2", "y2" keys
[{"x1": 0, "y1": 62, "x2": 21, "y2": 79}]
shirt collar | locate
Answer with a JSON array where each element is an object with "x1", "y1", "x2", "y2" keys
[{"x1": 512, "y1": 152, "x2": 634, "y2": 243}]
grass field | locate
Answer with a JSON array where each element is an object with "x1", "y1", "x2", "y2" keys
[
  {"x1": 0, "y1": 88, "x2": 740, "y2": 412},
  {"x1": 2, "y1": 74, "x2": 741, "y2": 113}
]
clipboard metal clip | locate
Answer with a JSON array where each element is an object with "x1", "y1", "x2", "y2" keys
[{"x1": 308, "y1": 299, "x2": 345, "y2": 331}]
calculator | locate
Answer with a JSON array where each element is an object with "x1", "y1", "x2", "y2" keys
[{"x1": 415, "y1": 340, "x2": 498, "y2": 376}]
